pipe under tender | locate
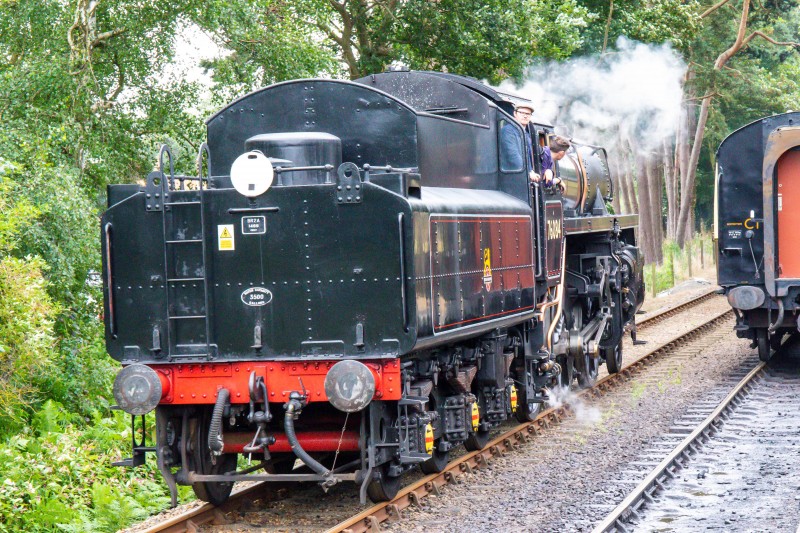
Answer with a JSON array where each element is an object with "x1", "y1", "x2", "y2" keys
[{"x1": 220, "y1": 430, "x2": 361, "y2": 454}]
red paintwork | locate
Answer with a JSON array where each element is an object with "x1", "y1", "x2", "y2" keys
[
  {"x1": 430, "y1": 215, "x2": 536, "y2": 332},
  {"x1": 778, "y1": 150, "x2": 800, "y2": 277},
  {"x1": 150, "y1": 359, "x2": 402, "y2": 405},
  {"x1": 221, "y1": 430, "x2": 361, "y2": 453}
]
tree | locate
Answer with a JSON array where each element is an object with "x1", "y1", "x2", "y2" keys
[
  {"x1": 674, "y1": 0, "x2": 800, "y2": 246},
  {"x1": 577, "y1": 0, "x2": 701, "y2": 54},
  {"x1": 201, "y1": 0, "x2": 593, "y2": 84},
  {"x1": 0, "y1": 0, "x2": 216, "y2": 419}
]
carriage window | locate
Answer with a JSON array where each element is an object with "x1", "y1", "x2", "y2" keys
[{"x1": 498, "y1": 119, "x2": 524, "y2": 173}]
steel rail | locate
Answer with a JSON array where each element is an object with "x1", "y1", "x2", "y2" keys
[
  {"x1": 138, "y1": 482, "x2": 290, "y2": 533},
  {"x1": 592, "y1": 360, "x2": 765, "y2": 533},
  {"x1": 138, "y1": 290, "x2": 724, "y2": 533},
  {"x1": 327, "y1": 306, "x2": 733, "y2": 533},
  {"x1": 635, "y1": 287, "x2": 718, "y2": 329}
]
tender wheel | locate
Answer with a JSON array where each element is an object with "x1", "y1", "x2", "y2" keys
[
  {"x1": 189, "y1": 408, "x2": 238, "y2": 505},
  {"x1": 602, "y1": 340, "x2": 624, "y2": 374},
  {"x1": 515, "y1": 398, "x2": 542, "y2": 423},
  {"x1": 576, "y1": 353, "x2": 599, "y2": 389},
  {"x1": 757, "y1": 328, "x2": 771, "y2": 362},
  {"x1": 420, "y1": 447, "x2": 449, "y2": 474},
  {"x1": 265, "y1": 454, "x2": 296, "y2": 474},
  {"x1": 366, "y1": 463, "x2": 401, "y2": 502},
  {"x1": 464, "y1": 429, "x2": 490, "y2": 451}
]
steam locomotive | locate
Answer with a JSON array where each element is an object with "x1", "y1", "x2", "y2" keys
[
  {"x1": 716, "y1": 111, "x2": 800, "y2": 361},
  {"x1": 102, "y1": 70, "x2": 644, "y2": 505}
]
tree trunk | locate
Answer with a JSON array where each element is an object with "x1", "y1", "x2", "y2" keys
[
  {"x1": 676, "y1": 82, "x2": 712, "y2": 246},
  {"x1": 608, "y1": 155, "x2": 631, "y2": 213},
  {"x1": 627, "y1": 164, "x2": 638, "y2": 214},
  {"x1": 648, "y1": 156, "x2": 665, "y2": 263},
  {"x1": 610, "y1": 155, "x2": 622, "y2": 213},
  {"x1": 637, "y1": 156, "x2": 659, "y2": 264},
  {"x1": 620, "y1": 133, "x2": 639, "y2": 213},
  {"x1": 664, "y1": 137, "x2": 677, "y2": 240}
]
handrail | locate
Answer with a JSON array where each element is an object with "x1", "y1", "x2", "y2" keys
[{"x1": 104, "y1": 223, "x2": 116, "y2": 338}]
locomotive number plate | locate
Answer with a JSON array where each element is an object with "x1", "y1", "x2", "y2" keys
[{"x1": 241, "y1": 216, "x2": 266, "y2": 234}]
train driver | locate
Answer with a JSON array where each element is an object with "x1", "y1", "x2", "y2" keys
[{"x1": 500, "y1": 103, "x2": 536, "y2": 181}]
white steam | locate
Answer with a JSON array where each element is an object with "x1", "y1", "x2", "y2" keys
[
  {"x1": 548, "y1": 385, "x2": 602, "y2": 426},
  {"x1": 500, "y1": 36, "x2": 686, "y2": 157}
]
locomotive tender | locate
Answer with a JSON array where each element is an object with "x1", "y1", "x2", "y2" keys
[
  {"x1": 716, "y1": 111, "x2": 800, "y2": 361},
  {"x1": 103, "y1": 70, "x2": 644, "y2": 505}
]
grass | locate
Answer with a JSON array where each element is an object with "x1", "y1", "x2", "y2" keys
[{"x1": 643, "y1": 233, "x2": 715, "y2": 296}]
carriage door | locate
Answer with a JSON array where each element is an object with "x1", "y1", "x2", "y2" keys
[{"x1": 777, "y1": 149, "x2": 800, "y2": 278}]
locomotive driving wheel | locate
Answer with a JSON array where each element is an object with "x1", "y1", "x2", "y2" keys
[
  {"x1": 187, "y1": 407, "x2": 238, "y2": 505},
  {"x1": 602, "y1": 339, "x2": 624, "y2": 374},
  {"x1": 576, "y1": 349, "x2": 599, "y2": 388},
  {"x1": 557, "y1": 354, "x2": 575, "y2": 388}
]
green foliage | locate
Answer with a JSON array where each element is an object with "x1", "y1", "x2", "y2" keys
[
  {"x1": 0, "y1": 5, "x2": 210, "y2": 525},
  {"x1": 202, "y1": 0, "x2": 594, "y2": 84},
  {"x1": 0, "y1": 403, "x2": 175, "y2": 532},
  {"x1": 644, "y1": 234, "x2": 714, "y2": 293},
  {"x1": 394, "y1": 0, "x2": 592, "y2": 83},
  {"x1": 576, "y1": 0, "x2": 702, "y2": 53},
  {"x1": 0, "y1": 255, "x2": 58, "y2": 434},
  {"x1": 197, "y1": 1, "x2": 340, "y2": 102}
]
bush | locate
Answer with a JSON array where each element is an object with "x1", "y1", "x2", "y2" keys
[
  {"x1": 0, "y1": 255, "x2": 59, "y2": 435},
  {"x1": 0, "y1": 402, "x2": 175, "y2": 532}
]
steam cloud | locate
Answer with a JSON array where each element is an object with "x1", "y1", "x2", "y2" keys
[
  {"x1": 547, "y1": 385, "x2": 602, "y2": 426},
  {"x1": 501, "y1": 36, "x2": 687, "y2": 159}
]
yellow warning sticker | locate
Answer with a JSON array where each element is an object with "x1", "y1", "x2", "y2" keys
[
  {"x1": 218, "y1": 224, "x2": 235, "y2": 251},
  {"x1": 483, "y1": 248, "x2": 493, "y2": 291}
]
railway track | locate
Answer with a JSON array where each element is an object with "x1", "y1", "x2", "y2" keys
[
  {"x1": 133, "y1": 288, "x2": 724, "y2": 533},
  {"x1": 593, "y1": 338, "x2": 800, "y2": 532}
]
